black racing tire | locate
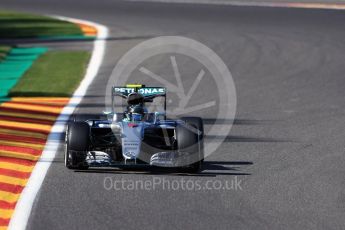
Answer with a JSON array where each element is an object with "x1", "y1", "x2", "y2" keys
[
  {"x1": 65, "y1": 122, "x2": 90, "y2": 170},
  {"x1": 71, "y1": 114, "x2": 107, "y2": 123},
  {"x1": 180, "y1": 117, "x2": 204, "y2": 141},
  {"x1": 176, "y1": 118, "x2": 204, "y2": 173},
  {"x1": 181, "y1": 117, "x2": 204, "y2": 170}
]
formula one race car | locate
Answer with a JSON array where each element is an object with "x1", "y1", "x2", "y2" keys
[{"x1": 64, "y1": 85, "x2": 204, "y2": 172}]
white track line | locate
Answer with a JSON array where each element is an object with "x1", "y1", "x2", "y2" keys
[
  {"x1": 8, "y1": 16, "x2": 108, "y2": 230},
  {"x1": 127, "y1": 0, "x2": 345, "y2": 10}
]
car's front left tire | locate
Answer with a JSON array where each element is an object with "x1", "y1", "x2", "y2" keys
[{"x1": 65, "y1": 122, "x2": 90, "y2": 170}]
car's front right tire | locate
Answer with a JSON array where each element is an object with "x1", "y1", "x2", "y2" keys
[{"x1": 176, "y1": 117, "x2": 204, "y2": 173}]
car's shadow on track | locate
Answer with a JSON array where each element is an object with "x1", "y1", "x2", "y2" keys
[{"x1": 73, "y1": 161, "x2": 253, "y2": 177}]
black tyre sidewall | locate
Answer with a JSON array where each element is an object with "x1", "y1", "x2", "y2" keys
[
  {"x1": 180, "y1": 117, "x2": 204, "y2": 165},
  {"x1": 66, "y1": 122, "x2": 90, "y2": 169},
  {"x1": 176, "y1": 123, "x2": 201, "y2": 171}
]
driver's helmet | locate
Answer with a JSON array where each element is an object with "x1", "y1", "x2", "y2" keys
[{"x1": 128, "y1": 104, "x2": 147, "y2": 121}]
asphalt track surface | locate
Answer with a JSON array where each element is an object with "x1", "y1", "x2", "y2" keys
[{"x1": 1, "y1": 1, "x2": 345, "y2": 229}]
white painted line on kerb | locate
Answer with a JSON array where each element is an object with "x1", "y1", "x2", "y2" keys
[{"x1": 8, "y1": 16, "x2": 108, "y2": 230}]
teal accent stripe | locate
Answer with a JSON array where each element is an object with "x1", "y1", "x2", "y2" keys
[
  {"x1": 37, "y1": 35, "x2": 96, "y2": 40},
  {"x1": 0, "y1": 47, "x2": 47, "y2": 102}
]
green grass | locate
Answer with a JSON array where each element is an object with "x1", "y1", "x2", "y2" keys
[
  {"x1": 0, "y1": 11, "x2": 83, "y2": 38},
  {"x1": 0, "y1": 11, "x2": 90, "y2": 98},
  {"x1": 9, "y1": 51, "x2": 90, "y2": 97}
]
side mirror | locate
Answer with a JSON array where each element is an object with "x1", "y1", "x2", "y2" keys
[
  {"x1": 103, "y1": 110, "x2": 112, "y2": 115},
  {"x1": 103, "y1": 111, "x2": 116, "y2": 122},
  {"x1": 154, "y1": 112, "x2": 166, "y2": 123}
]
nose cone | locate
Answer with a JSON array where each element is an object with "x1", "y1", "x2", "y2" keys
[{"x1": 120, "y1": 122, "x2": 144, "y2": 160}]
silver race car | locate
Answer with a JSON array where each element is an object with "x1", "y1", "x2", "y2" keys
[{"x1": 65, "y1": 85, "x2": 204, "y2": 172}]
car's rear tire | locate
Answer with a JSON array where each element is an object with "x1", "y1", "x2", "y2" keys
[
  {"x1": 65, "y1": 122, "x2": 90, "y2": 170},
  {"x1": 177, "y1": 117, "x2": 204, "y2": 173}
]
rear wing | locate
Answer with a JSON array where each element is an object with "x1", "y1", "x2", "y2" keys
[
  {"x1": 112, "y1": 85, "x2": 166, "y2": 98},
  {"x1": 111, "y1": 85, "x2": 167, "y2": 112}
]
